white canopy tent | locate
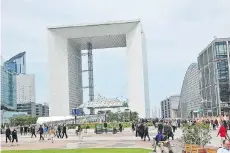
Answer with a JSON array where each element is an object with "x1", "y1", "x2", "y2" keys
[{"x1": 36, "y1": 116, "x2": 74, "y2": 125}]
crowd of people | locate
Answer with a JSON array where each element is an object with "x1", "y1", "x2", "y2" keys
[{"x1": 4, "y1": 124, "x2": 69, "y2": 145}]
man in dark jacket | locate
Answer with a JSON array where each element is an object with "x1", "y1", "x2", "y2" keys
[
  {"x1": 57, "y1": 125, "x2": 61, "y2": 138},
  {"x1": 38, "y1": 125, "x2": 44, "y2": 140},
  {"x1": 5, "y1": 127, "x2": 11, "y2": 143},
  {"x1": 31, "y1": 126, "x2": 36, "y2": 138},
  {"x1": 163, "y1": 123, "x2": 174, "y2": 140},
  {"x1": 62, "y1": 124, "x2": 68, "y2": 138},
  {"x1": 20, "y1": 126, "x2": 23, "y2": 135},
  {"x1": 11, "y1": 128, "x2": 18, "y2": 145},
  {"x1": 143, "y1": 124, "x2": 150, "y2": 141},
  {"x1": 138, "y1": 123, "x2": 144, "y2": 139},
  {"x1": 104, "y1": 122, "x2": 108, "y2": 133},
  {"x1": 158, "y1": 121, "x2": 163, "y2": 133}
]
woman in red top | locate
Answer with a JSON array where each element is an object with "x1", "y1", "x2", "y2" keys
[{"x1": 217, "y1": 123, "x2": 227, "y2": 147}]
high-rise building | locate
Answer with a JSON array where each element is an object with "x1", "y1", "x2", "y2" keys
[
  {"x1": 4, "y1": 52, "x2": 26, "y2": 74},
  {"x1": 178, "y1": 63, "x2": 201, "y2": 118},
  {"x1": 198, "y1": 38, "x2": 230, "y2": 116},
  {"x1": 17, "y1": 102, "x2": 36, "y2": 116},
  {"x1": 1, "y1": 66, "x2": 17, "y2": 110},
  {"x1": 161, "y1": 95, "x2": 180, "y2": 119},
  {"x1": 16, "y1": 74, "x2": 36, "y2": 104}
]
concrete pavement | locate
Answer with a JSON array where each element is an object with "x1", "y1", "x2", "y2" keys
[{"x1": 0, "y1": 126, "x2": 222, "y2": 152}]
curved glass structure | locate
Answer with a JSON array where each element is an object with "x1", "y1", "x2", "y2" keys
[
  {"x1": 4, "y1": 52, "x2": 26, "y2": 74},
  {"x1": 198, "y1": 38, "x2": 230, "y2": 116},
  {"x1": 179, "y1": 63, "x2": 201, "y2": 118}
]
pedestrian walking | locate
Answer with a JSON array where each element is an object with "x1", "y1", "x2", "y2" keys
[
  {"x1": 5, "y1": 127, "x2": 11, "y2": 143},
  {"x1": 11, "y1": 128, "x2": 18, "y2": 146},
  {"x1": 172, "y1": 120, "x2": 177, "y2": 133},
  {"x1": 217, "y1": 123, "x2": 228, "y2": 147},
  {"x1": 62, "y1": 124, "x2": 68, "y2": 138},
  {"x1": 77, "y1": 125, "x2": 83, "y2": 140},
  {"x1": 143, "y1": 123, "x2": 150, "y2": 141},
  {"x1": 57, "y1": 125, "x2": 62, "y2": 138},
  {"x1": 20, "y1": 126, "x2": 23, "y2": 135},
  {"x1": 31, "y1": 126, "x2": 36, "y2": 138},
  {"x1": 49, "y1": 127, "x2": 55, "y2": 143},
  {"x1": 38, "y1": 125, "x2": 44, "y2": 141}
]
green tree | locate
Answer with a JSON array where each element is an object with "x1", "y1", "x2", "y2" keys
[{"x1": 9, "y1": 116, "x2": 38, "y2": 126}]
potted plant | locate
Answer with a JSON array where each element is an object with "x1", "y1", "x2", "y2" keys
[{"x1": 181, "y1": 123, "x2": 212, "y2": 153}]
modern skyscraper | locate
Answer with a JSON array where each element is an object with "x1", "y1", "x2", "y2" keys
[
  {"x1": 16, "y1": 74, "x2": 36, "y2": 104},
  {"x1": 178, "y1": 63, "x2": 201, "y2": 118},
  {"x1": 161, "y1": 95, "x2": 180, "y2": 119},
  {"x1": 198, "y1": 38, "x2": 230, "y2": 116},
  {"x1": 4, "y1": 52, "x2": 26, "y2": 74},
  {"x1": 1, "y1": 66, "x2": 17, "y2": 110}
]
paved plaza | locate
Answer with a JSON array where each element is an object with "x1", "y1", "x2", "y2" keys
[{"x1": 0, "y1": 127, "x2": 222, "y2": 152}]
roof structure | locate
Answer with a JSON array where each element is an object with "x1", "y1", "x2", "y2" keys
[
  {"x1": 5, "y1": 52, "x2": 26, "y2": 63},
  {"x1": 78, "y1": 95, "x2": 128, "y2": 109},
  {"x1": 48, "y1": 19, "x2": 141, "y2": 50}
]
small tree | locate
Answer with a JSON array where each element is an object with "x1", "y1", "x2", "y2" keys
[{"x1": 181, "y1": 123, "x2": 212, "y2": 147}]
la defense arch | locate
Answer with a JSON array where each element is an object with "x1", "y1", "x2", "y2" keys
[{"x1": 48, "y1": 20, "x2": 150, "y2": 118}]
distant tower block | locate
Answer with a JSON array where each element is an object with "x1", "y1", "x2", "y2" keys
[{"x1": 47, "y1": 20, "x2": 150, "y2": 118}]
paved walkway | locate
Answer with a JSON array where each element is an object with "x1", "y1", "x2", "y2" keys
[{"x1": 0, "y1": 127, "x2": 222, "y2": 152}]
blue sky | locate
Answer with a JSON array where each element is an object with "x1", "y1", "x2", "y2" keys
[{"x1": 1, "y1": 0, "x2": 230, "y2": 110}]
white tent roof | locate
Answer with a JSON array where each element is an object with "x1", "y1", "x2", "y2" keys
[{"x1": 36, "y1": 116, "x2": 74, "y2": 125}]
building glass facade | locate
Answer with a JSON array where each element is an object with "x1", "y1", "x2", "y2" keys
[
  {"x1": 1, "y1": 66, "x2": 17, "y2": 110},
  {"x1": 178, "y1": 63, "x2": 201, "y2": 118},
  {"x1": 198, "y1": 38, "x2": 230, "y2": 116},
  {"x1": 4, "y1": 52, "x2": 26, "y2": 74},
  {"x1": 17, "y1": 102, "x2": 36, "y2": 116}
]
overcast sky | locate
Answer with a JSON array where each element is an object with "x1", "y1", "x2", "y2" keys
[{"x1": 1, "y1": 0, "x2": 230, "y2": 110}]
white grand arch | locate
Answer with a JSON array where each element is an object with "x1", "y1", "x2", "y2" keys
[{"x1": 47, "y1": 20, "x2": 150, "y2": 118}]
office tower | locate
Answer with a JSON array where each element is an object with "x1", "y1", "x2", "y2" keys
[
  {"x1": 198, "y1": 38, "x2": 230, "y2": 116},
  {"x1": 1, "y1": 66, "x2": 17, "y2": 110},
  {"x1": 16, "y1": 74, "x2": 36, "y2": 104},
  {"x1": 179, "y1": 63, "x2": 201, "y2": 118}
]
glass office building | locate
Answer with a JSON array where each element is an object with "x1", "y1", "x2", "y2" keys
[
  {"x1": 1, "y1": 66, "x2": 17, "y2": 110},
  {"x1": 198, "y1": 38, "x2": 230, "y2": 116},
  {"x1": 178, "y1": 63, "x2": 201, "y2": 118},
  {"x1": 4, "y1": 52, "x2": 26, "y2": 74}
]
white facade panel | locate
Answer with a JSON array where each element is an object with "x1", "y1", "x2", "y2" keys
[
  {"x1": 16, "y1": 74, "x2": 36, "y2": 104},
  {"x1": 48, "y1": 31, "x2": 70, "y2": 116},
  {"x1": 67, "y1": 41, "x2": 83, "y2": 115},
  {"x1": 126, "y1": 23, "x2": 147, "y2": 118}
]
